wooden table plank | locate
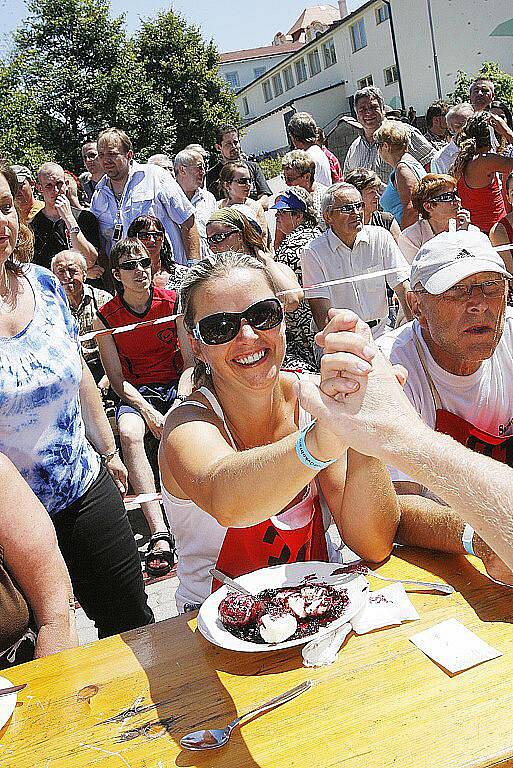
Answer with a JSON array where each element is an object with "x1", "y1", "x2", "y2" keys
[{"x1": 1, "y1": 548, "x2": 513, "y2": 768}]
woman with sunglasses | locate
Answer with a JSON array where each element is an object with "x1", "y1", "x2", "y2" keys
[
  {"x1": 127, "y1": 215, "x2": 188, "y2": 292},
  {"x1": 217, "y1": 162, "x2": 268, "y2": 244},
  {"x1": 206, "y1": 208, "x2": 302, "y2": 312},
  {"x1": 159, "y1": 251, "x2": 400, "y2": 613},
  {"x1": 94, "y1": 238, "x2": 193, "y2": 577},
  {"x1": 398, "y1": 174, "x2": 479, "y2": 263}
]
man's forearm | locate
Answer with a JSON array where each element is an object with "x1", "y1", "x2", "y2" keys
[{"x1": 181, "y1": 220, "x2": 201, "y2": 261}]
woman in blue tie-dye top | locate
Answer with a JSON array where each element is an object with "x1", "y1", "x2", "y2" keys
[{"x1": 0, "y1": 162, "x2": 152, "y2": 639}]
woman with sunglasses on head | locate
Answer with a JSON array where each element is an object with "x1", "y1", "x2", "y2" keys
[
  {"x1": 206, "y1": 208, "x2": 302, "y2": 312},
  {"x1": 127, "y1": 215, "x2": 189, "y2": 292},
  {"x1": 217, "y1": 162, "x2": 268, "y2": 244},
  {"x1": 94, "y1": 238, "x2": 194, "y2": 577},
  {"x1": 398, "y1": 174, "x2": 479, "y2": 264},
  {"x1": 158, "y1": 251, "x2": 401, "y2": 613}
]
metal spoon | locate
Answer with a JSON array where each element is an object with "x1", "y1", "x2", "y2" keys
[
  {"x1": 180, "y1": 680, "x2": 312, "y2": 750},
  {"x1": 209, "y1": 567, "x2": 251, "y2": 595}
]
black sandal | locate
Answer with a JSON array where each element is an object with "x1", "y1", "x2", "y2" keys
[{"x1": 145, "y1": 532, "x2": 175, "y2": 577}]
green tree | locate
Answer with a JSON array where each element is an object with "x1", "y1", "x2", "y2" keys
[
  {"x1": 136, "y1": 9, "x2": 239, "y2": 152},
  {"x1": 0, "y1": 66, "x2": 50, "y2": 169},
  {"x1": 4, "y1": 0, "x2": 175, "y2": 170},
  {"x1": 452, "y1": 61, "x2": 513, "y2": 109}
]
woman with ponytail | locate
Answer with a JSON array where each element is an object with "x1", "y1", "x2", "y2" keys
[{"x1": 450, "y1": 112, "x2": 513, "y2": 234}]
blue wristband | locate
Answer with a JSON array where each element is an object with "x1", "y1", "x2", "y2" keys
[
  {"x1": 295, "y1": 421, "x2": 337, "y2": 471},
  {"x1": 462, "y1": 523, "x2": 476, "y2": 557}
]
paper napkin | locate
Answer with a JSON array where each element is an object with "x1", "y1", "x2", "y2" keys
[
  {"x1": 409, "y1": 618, "x2": 502, "y2": 673},
  {"x1": 350, "y1": 582, "x2": 419, "y2": 634}
]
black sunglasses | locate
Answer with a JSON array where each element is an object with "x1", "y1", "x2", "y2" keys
[
  {"x1": 138, "y1": 231, "x2": 164, "y2": 241},
  {"x1": 207, "y1": 229, "x2": 239, "y2": 245},
  {"x1": 117, "y1": 257, "x2": 152, "y2": 271},
  {"x1": 192, "y1": 298, "x2": 283, "y2": 345},
  {"x1": 427, "y1": 191, "x2": 460, "y2": 204}
]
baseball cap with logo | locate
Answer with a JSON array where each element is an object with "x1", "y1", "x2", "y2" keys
[
  {"x1": 270, "y1": 190, "x2": 307, "y2": 212},
  {"x1": 11, "y1": 165, "x2": 34, "y2": 184},
  {"x1": 410, "y1": 230, "x2": 512, "y2": 295}
]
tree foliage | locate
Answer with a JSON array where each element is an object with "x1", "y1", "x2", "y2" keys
[
  {"x1": 0, "y1": 0, "x2": 237, "y2": 174},
  {"x1": 452, "y1": 61, "x2": 513, "y2": 109}
]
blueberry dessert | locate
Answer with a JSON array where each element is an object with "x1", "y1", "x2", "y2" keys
[{"x1": 218, "y1": 583, "x2": 349, "y2": 644}]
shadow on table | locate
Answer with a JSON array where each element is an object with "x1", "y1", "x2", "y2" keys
[
  {"x1": 392, "y1": 546, "x2": 513, "y2": 625},
  {"x1": 120, "y1": 615, "x2": 306, "y2": 767}
]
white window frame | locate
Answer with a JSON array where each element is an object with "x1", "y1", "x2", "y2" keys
[
  {"x1": 295, "y1": 58, "x2": 308, "y2": 84},
  {"x1": 272, "y1": 72, "x2": 284, "y2": 97},
  {"x1": 283, "y1": 65, "x2": 295, "y2": 91},
  {"x1": 242, "y1": 97, "x2": 249, "y2": 116},
  {"x1": 253, "y1": 66, "x2": 266, "y2": 79},
  {"x1": 384, "y1": 64, "x2": 398, "y2": 86},
  {"x1": 225, "y1": 71, "x2": 240, "y2": 89},
  {"x1": 375, "y1": 5, "x2": 390, "y2": 24},
  {"x1": 357, "y1": 74, "x2": 374, "y2": 89},
  {"x1": 322, "y1": 38, "x2": 337, "y2": 68},
  {"x1": 307, "y1": 49, "x2": 322, "y2": 77},
  {"x1": 262, "y1": 80, "x2": 273, "y2": 102},
  {"x1": 350, "y1": 19, "x2": 367, "y2": 52}
]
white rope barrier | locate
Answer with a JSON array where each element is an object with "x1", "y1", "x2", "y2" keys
[{"x1": 124, "y1": 492, "x2": 162, "y2": 510}]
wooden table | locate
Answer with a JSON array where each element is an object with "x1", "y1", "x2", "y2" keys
[{"x1": 2, "y1": 548, "x2": 513, "y2": 768}]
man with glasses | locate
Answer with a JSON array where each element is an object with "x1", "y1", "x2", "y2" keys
[
  {"x1": 174, "y1": 149, "x2": 217, "y2": 257},
  {"x1": 31, "y1": 162, "x2": 101, "y2": 271},
  {"x1": 343, "y1": 86, "x2": 435, "y2": 184},
  {"x1": 377, "y1": 229, "x2": 513, "y2": 496},
  {"x1": 205, "y1": 124, "x2": 272, "y2": 208},
  {"x1": 301, "y1": 182, "x2": 412, "y2": 347},
  {"x1": 91, "y1": 128, "x2": 200, "y2": 265}
]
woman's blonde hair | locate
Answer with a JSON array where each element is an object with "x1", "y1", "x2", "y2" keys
[
  {"x1": 181, "y1": 251, "x2": 278, "y2": 387},
  {"x1": 411, "y1": 173, "x2": 457, "y2": 219},
  {"x1": 0, "y1": 161, "x2": 33, "y2": 273},
  {"x1": 450, "y1": 113, "x2": 491, "y2": 180},
  {"x1": 373, "y1": 120, "x2": 410, "y2": 151}
]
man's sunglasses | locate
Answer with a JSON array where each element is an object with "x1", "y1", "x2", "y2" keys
[
  {"x1": 427, "y1": 191, "x2": 460, "y2": 204},
  {"x1": 207, "y1": 229, "x2": 239, "y2": 245},
  {"x1": 138, "y1": 231, "x2": 164, "y2": 241},
  {"x1": 331, "y1": 201, "x2": 365, "y2": 214},
  {"x1": 192, "y1": 298, "x2": 284, "y2": 345},
  {"x1": 118, "y1": 257, "x2": 152, "y2": 271},
  {"x1": 414, "y1": 279, "x2": 508, "y2": 301}
]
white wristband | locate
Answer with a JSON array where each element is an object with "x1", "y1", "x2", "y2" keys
[{"x1": 462, "y1": 523, "x2": 476, "y2": 557}]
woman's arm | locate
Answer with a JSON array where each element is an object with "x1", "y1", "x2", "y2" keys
[
  {"x1": 0, "y1": 454, "x2": 78, "y2": 658},
  {"x1": 395, "y1": 164, "x2": 420, "y2": 229},
  {"x1": 259, "y1": 254, "x2": 303, "y2": 312},
  {"x1": 490, "y1": 221, "x2": 513, "y2": 274},
  {"x1": 389, "y1": 217, "x2": 402, "y2": 245}
]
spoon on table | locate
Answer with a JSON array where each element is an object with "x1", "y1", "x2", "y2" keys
[
  {"x1": 180, "y1": 680, "x2": 312, "y2": 750},
  {"x1": 210, "y1": 567, "x2": 251, "y2": 595},
  {"x1": 0, "y1": 683, "x2": 26, "y2": 697}
]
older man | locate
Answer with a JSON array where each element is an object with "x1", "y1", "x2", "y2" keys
[
  {"x1": 31, "y1": 162, "x2": 100, "y2": 271},
  {"x1": 91, "y1": 127, "x2": 200, "y2": 264},
  {"x1": 301, "y1": 182, "x2": 412, "y2": 343},
  {"x1": 343, "y1": 86, "x2": 436, "y2": 184},
  {"x1": 470, "y1": 78, "x2": 494, "y2": 113},
  {"x1": 51, "y1": 250, "x2": 111, "y2": 382},
  {"x1": 377, "y1": 230, "x2": 513, "y2": 496},
  {"x1": 12, "y1": 165, "x2": 43, "y2": 224},
  {"x1": 430, "y1": 102, "x2": 474, "y2": 174},
  {"x1": 174, "y1": 149, "x2": 217, "y2": 257},
  {"x1": 287, "y1": 112, "x2": 332, "y2": 187}
]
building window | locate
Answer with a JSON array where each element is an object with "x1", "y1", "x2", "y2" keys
[
  {"x1": 263, "y1": 80, "x2": 273, "y2": 102},
  {"x1": 322, "y1": 38, "x2": 337, "y2": 68},
  {"x1": 357, "y1": 74, "x2": 374, "y2": 89},
  {"x1": 272, "y1": 73, "x2": 283, "y2": 97},
  {"x1": 384, "y1": 64, "x2": 398, "y2": 86},
  {"x1": 350, "y1": 19, "x2": 367, "y2": 52},
  {"x1": 225, "y1": 71, "x2": 240, "y2": 89},
  {"x1": 295, "y1": 58, "x2": 308, "y2": 84},
  {"x1": 283, "y1": 66, "x2": 295, "y2": 91},
  {"x1": 308, "y1": 49, "x2": 321, "y2": 77},
  {"x1": 253, "y1": 66, "x2": 266, "y2": 79},
  {"x1": 242, "y1": 97, "x2": 249, "y2": 116},
  {"x1": 375, "y1": 4, "x2": 390, "y2": 24}
]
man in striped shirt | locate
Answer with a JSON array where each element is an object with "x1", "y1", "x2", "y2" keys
[{"x1": 343, "y1": 86, "x2": 436, "y2": 184}]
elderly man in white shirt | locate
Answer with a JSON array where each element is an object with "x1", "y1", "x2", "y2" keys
[
  {"x1": 91, "y1": 127, "x2": 200, "y2": 265},
  {"x1": 430, "y1": 103, "x2": 474, "y2": 174},
  {"x1": 174, "y1": 148, "x2": 217, "y2": 258},
  {"x1": 300, "y1": 182, "x2": 412, "y2": 344}
]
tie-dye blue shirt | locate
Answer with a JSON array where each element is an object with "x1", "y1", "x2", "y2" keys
[{"x1": 0, "y1": 265, "x2": 100, "y2": 515}]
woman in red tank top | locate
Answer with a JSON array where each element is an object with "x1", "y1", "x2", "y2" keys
[
  {"x1": 451, "y1": 113, "x2": 513, "y2": 234},
  {"x1": 490, "y1": 171, "x2": 513, "y2": 279}
]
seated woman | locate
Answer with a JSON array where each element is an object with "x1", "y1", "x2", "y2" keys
[
  {"x1": 158, "y1": 251, "x2": 401, "y2": 612},
  {"x1": 94, "y1": 238, "x2": 193, "y2": 577},
  {"x1": 450, "y1": 112, "x2": 513, "y2": 234},
  {"x1": 206, "y1": 208, "x2": 302, "y2": 312},
  {"x1": 271, "y1": 187, "x2": 320, "y2": 371},
  {"x1": 0, "y1": 454, "x2": 78, "y2": 669},
  {"x1": 217, "y1": 162, "x2": 268, "y2": 244},
  {"x1": 344, "y1": 168, "x2": 401, "y2": 242},
  {"x1": 127, "y1": 215, "x2": 188, "y2": 292},
  {"x1": 374, "y1": 121, "x2": 426, "y2": 229},
  {"x1": 398, "y1": 174, "x2": 479, "y2": 263}
]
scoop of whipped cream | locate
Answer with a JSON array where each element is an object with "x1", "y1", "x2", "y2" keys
[{"x1": 259, "y1": 613, "x2": 298, "y2": 643}]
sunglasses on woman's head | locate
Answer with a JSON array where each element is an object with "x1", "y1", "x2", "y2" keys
[
  {"x1": 192, "y1": 298, "x2": 284, "y2": 345},
  {"x1": 117, "y1": 257, "x2": 152, "y2": 271},
  {"x1": 232, "y1": 177, "x2": 251, "y2": 185},
  {"x1": 138, "y1": 231, "x2": 164, "y2": 241},
  {"x1": 207, "y1": 229, "x2": 239, "y2": 245}
]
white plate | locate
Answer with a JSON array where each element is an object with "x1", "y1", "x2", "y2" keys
[
  {"x1": 197, "y1": 561, "x2": 369, "y2": 652},
  {"x1": 0, "y1": 675, "x2": 18, "y2": 731}
]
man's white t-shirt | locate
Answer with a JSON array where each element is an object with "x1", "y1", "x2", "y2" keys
[
  {"x1": 307, "y1": 145, "x2": 332, "y2": 187},
  {"x1": 377, "y1": 311, "x2": 513, "y2": 485}
]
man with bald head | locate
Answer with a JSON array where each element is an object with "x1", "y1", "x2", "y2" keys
[{"x1": 31, "y1": 162, "x2": 100, "y2": 271}]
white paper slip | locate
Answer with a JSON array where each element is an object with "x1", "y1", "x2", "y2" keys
[
  {"x1": 351, "y1": 582, "x2": 419, "y2": 635},
  {"x1": 302, "y1": 623, "x2": 352, "y2": 668},
  {"x1": 409, "y1": 618, "x2": 502, "y2": 674}
]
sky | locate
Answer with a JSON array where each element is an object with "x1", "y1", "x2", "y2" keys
[{"x1": 1, "y1": 0, "x2": 364, "y2": 55}]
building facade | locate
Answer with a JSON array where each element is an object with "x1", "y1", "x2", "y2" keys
[{"x1": 236, "y1": 0, "x2": 513, "y2": 157}]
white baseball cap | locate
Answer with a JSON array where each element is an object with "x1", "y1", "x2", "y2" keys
[{"x1": 410, "y1": 230, "x2": 511, "y2": 295}]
